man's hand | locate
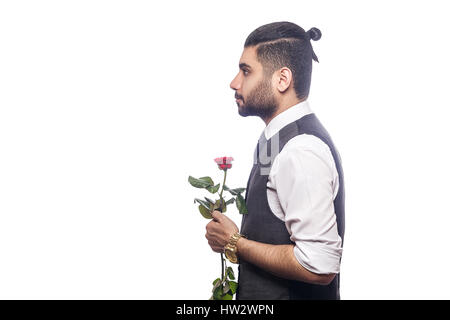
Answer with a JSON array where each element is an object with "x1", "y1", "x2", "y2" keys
[
  {"x1": 205, "y1": 211, "x2": 335, "y2": 285},
  {"x1": 205, "y1": 210, "x2": 239, "y2": 253}
]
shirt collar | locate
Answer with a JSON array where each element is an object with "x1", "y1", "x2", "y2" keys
[{"x1": 263, "y1": 100, "x2": 313, "y2": 140}]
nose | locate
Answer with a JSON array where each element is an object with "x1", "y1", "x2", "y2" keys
[{"x1": 230, "y1": 73, "x2": 241, "y2": 91}]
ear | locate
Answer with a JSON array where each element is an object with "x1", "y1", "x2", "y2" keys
[{"x1": 274, "y1": 67, "x2": 293, "y2": 93}]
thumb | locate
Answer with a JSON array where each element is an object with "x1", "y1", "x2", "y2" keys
[{"x1": 211, "y1": 210, "x2": 222, "y2": 221}]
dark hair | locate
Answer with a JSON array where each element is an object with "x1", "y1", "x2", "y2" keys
[{"x1": 244, "y1": 21, "x2": 321, "y2": 99}]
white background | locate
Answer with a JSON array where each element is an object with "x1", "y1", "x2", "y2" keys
[{"x1": 1, "y1": 0, "x2": 449, "y2": 299}]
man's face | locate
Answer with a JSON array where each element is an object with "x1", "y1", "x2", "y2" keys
[{"x1": 230, "y1": 46, "x2": 278, "y2": 120}]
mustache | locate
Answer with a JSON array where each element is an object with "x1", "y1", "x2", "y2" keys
[{"x1": 235, "y1": 94, "x2": 243, "y2": 100}]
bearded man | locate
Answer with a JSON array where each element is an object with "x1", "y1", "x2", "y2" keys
[{"x1": 205, "y1": 21, "x2": 345, "y2": 300}]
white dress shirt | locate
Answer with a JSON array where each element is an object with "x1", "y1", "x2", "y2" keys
[{"x1": 262, "y1": 100, "x2": 343, "y2": 274}]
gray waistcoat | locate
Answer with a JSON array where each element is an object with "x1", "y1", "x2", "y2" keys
[{"x1": 237, "y1": 113, "x2": 345, "y2": 300}]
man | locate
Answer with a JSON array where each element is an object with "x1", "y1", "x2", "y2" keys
[{"x1": 205, "y1": 21, "x2": 345, "y2": 300}]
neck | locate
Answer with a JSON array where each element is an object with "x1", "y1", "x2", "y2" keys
[{"x1": 263, "y1": 96, "x2": 307, "y2": 126}]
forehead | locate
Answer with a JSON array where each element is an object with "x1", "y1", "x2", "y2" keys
[{"x1": 239, "y1": 46, "x2": 261, "y2": 71}]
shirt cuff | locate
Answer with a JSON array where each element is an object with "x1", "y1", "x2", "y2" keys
[{"x1": 293, "y1": 241, "x2": 342, "y2": 274}]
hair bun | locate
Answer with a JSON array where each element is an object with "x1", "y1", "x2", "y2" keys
[{"x1": 307, "y1": 27, "x2": 322, "y2": 41}]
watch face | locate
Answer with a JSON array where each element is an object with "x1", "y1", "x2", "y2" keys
[
  {"x1": 225, "y1": 248, "x2": 235, "y2": 261},
  {"x1": 225, "y1": 250, "x2": 237, "y2": 263}
]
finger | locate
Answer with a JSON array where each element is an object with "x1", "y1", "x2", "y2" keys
[
  {"x1": 205, "y1": 232, "x2": 215, "y2": 241},
  {"x1": 207, "y1": 240, "x2": 223, "y2": 253},
  {"x1": 211, "y1": 246, "x2": 224, "y2": 253},
  {"x1": 208, "y1": 239, "x2": 220, "y2": 247},
  {"x1": 211, "y1": 210, "x2": 222, "y2": 221}
]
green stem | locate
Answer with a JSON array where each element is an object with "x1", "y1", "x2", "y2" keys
[
  {"x1": 218, "y1": 169, "x2": 227, "y2": 211},
  {"x1": 219, "y1": 169, "x2": 228, "y2": 283},
  {"x1": 223, "y1": 257, "x2": 228, "y2": 280},
  {"x1": 221, "y1": 253, "x2": 225, "y2": 281}
]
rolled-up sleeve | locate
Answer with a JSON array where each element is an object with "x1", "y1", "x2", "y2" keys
[{"x1": 270, "y1": 134, "x2": 342, "y2": 274}]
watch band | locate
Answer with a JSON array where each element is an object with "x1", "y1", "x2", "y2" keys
[
  {"x1": 229, "y1": 232, "x2": 244, "y2": 246},
  {"x1": 225, "y1": 232, "x2": 246, "y2": 264}
]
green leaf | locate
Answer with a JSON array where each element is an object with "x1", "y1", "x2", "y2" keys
[
  {"x1": 194, "y1": 198, "x2": 210, "y2": 208},
  {"x1": 213, "y1": 284, "x2": 223, "y2": 300},
  {"x1": 204, "y1": 197, "x2": 215, "y2": 205},
  {"x1": 222, "y1": 293, "x2": 233, "y2": 300},
  {"x1": 232, "y1": 187, "x2": 246, "y2": 194},
  {"x1": 223, "y1": 184, "x2": 236, "y2": 195},
  {"x1": 225, "y1": 197, "x2": 235, "y2": 205},
  {"x1": 212, "y1": 278, "x2": 221, "y2": 290},
  {"x1": 224, "y1": 184, "x2": 246, "y2": 195},
  {"x1": 229, "y1": 281, "x2": 238, "y2": 294},
  {"x1": 236, "y1": 193, "x2": 248, "y2": 214},
  {"x1": 198, "y1": 204, "x2": 213, "y2": 219},
  {"x1": 226, "y1": 267, "x2": 235, "y2": 280},
  {"x1": 188, "y1": 176, "x2": 213, "y2": 188},
  {"x1": 206, "y1": 183, "x2": 220, "y2": 194},
  {"x1": 199, "y1": 176, "x2": 214, "y2": 186},
  {"x1": 213, "y1": 282, "x2": 233, "y2": 300}
]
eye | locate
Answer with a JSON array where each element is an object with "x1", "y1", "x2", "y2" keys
[{"x1": 243, "y1": 70, "x2": 249, "y2": 76}]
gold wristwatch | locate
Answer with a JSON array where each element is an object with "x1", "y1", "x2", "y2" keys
[{"x1": 224, "y1": 232, "x2": 245, "y2": 264}]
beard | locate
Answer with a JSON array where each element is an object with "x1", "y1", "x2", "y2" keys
[{"x1": 236, "y1": 77, "x2": 278, "y2": 120}]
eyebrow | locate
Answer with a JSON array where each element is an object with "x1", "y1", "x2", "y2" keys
[{"x1": 239, "y1": 63, "x2": 252, "y2": 70}]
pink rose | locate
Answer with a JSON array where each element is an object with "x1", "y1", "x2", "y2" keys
[{"x1": 214, "y1": 157, "x2": 234, "y2": 170}]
